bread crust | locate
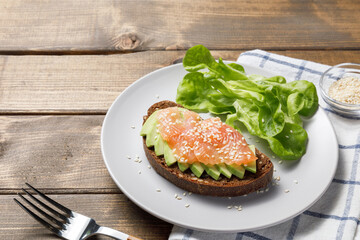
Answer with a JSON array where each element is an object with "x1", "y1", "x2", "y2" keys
[{"x1": 143, "y1": 100, "x2": 273, "y2": 196}]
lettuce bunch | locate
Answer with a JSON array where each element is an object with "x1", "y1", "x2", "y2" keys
[{"x1": 176, "y1": 45, "x2": 318, "y2": 160}]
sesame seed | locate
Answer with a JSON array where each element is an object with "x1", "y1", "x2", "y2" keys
[
  {"x1": 294, "y1": 180, "x2": 298, "y2": 184},
  {"x1": 185, "y1": 204, "x2": 190, "y2": 208},
  {"x1": 183, "y1": 192, "x2": 187, "y2": 196},
  {"x1": 148, "y1": 165, "x2": 151, "y2": 169},
  {"x1": 227, "y1": 205, "x2": 233, "y2": 209},
  {"x1": 284, "y1": 189, "x2": 290, "y2": 193},
  {"x1": 278, "y1": 160, "x2": 283, "y2": 164},
  {"x1": 127, "y1": 155, "x2": 131, "y2": 159},
  {"x1": 156, "y1": 189, "x2": 161, "y2": 192},
  {"x1": 177, "y1": 197, "x2": 182, "y2": 200},
  {"x1": 188, "y1": 192, "x2": 192, "y2": 196},
  {"x1": 155, "y1": 94, "x2": 160, "y2": 98},
  {"x1": 138, "y1": 171, "x2": 141, "y2": 174},
  {"x1": 131, "y1": 126, "x2": 135, "y2": 129}
]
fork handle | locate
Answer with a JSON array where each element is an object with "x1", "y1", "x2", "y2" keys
[{"x1": 96, "y1": 226, "x2": 142, "y2": 240}]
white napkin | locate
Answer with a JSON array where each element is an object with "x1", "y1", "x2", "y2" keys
[{"x1": 169, "y1": 50, "x2": 360, "y2": 240}]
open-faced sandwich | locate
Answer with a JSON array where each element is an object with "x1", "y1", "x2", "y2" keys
[{"x1": 140, "y1": 101, "x2": 273, "y2": 197}]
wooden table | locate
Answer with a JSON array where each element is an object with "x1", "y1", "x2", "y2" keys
[{"x1": 0, "y1": 1, "x2": 359, "y2": 239}]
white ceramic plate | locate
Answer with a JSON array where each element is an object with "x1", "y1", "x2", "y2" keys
[{"x1": 101, "y1": 63, "x2": 338, "y2": 232}]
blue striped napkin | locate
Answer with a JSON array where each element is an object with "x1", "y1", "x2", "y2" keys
[{"x1": 169, "y1": 50, "x2": 360, "y2": 240}]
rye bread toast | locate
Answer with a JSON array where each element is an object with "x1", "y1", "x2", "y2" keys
[{"x1": 142, "y1": 100, "x2": 274, "y2": 196}]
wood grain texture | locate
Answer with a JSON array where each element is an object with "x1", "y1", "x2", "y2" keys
[
  {"x1": 0, "y1": 0, "x2": 360, "y2": 52},
  {"x1": 1, "y1": 194, "x2": 172, "y2": 240},
  {"x1": 0, "y1": 115, "x2": 119, "y2": 192},
  {"x1": 0, "y1": 50, "x2": 359, "y2": 113}
]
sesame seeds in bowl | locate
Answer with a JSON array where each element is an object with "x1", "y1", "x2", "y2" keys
[{"x1": 319, "y1": 63, "x2": 360, "y2": 117}]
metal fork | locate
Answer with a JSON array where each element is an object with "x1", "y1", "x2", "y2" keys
[{"x1": 14, "y1": 183, "x2": 142, "y2": 240}]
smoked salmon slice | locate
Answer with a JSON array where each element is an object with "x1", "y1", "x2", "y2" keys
[{"x1": 157, "y1": 107, "x2": 257, "y2": 166}]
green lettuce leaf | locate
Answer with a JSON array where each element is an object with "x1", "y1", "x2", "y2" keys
[
  {"x1": 266, "y1": 123, "x2": 308, "y2": 160},
  {"x1": 176, "y1": 72, "x2": 234, "y2": 114},
  {"x1": 176, "y1": 45, "x2": 318, "y2": 160},
  {"x1": 183, "y1": 45, "x2": 247, "y2": 81}
]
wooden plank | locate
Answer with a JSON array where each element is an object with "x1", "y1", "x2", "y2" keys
[
  {"x1": 0, "y1": 50, "x2": 359, "y2": 113},
  {"x1": 0, "y1": 115, "x2": 119, "y2": 192},
  {"x1": 0, "y1": 1, "x2": 360, "y2": 52},
  {"x1": 0, "y1": 51, "x2": 184, "y2": 113},
  {"x1": 0, "y1": 194, "x2": 172, "y2": 240}
]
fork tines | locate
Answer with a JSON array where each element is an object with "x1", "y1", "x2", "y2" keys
[{"x1": 14, "y1": 183, "x2": 72, "y2": 234}]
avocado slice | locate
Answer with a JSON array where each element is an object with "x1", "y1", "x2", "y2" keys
[
  {"x1": 244, "y1": 161, "x2": 257, "y2": 173},
  {"x1": 178, "y1": 162, "x2": 189, "y2": 172},
  {"x1": 249, "y1": 145, "x2": 256, "y2": 154},
  {"x1": 154, "y1": 134, "x2": 165, "y2": 156},
  {"x1": 201, "y1": 163, "x2": 221, "y2": 180},
  {"x1": 163, "y1": 142, "x2": 177, "y2": 166},
  {"x1": 140, "y1": 111, "x2": 158, "y2": 136},
  {"x1": 244, "y1": 145, "x2": 257, "y2": 173},
  {"x1": 190, "y1": 162, "x2": 204, "y2": 178},
  {"x1": 145, "y1": 122, "x2": 158, "y2": 147},
  {"x1": 216, "y1": 163, "x2": 232, "y2": 179},
  {"x1": 227, "y1": 164, "x2": 245, "y2": 179}
]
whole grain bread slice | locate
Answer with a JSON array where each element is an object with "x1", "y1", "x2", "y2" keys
[{"x1": 143, "y1": 100, "x2": 274, "y2": 196}]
